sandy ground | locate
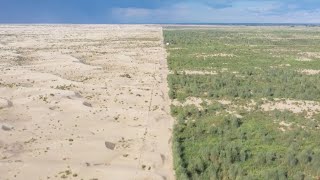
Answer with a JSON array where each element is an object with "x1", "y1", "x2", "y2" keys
[
  {"x1": 0, "y1": 25, "x2": 174, "y2": 180},
  {"x1": 261, "y1": 99, "x2": 320, "y2": 117}
]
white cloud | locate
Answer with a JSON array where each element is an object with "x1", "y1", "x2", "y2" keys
[{"x1": 111, "y1": 1, "x2": 320, "y2": 23}]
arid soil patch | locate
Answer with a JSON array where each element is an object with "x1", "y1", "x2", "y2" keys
[
  {"x1": 0, "y1": 25, "x2": 174, "y2": 180},
  {"x1": 261, "y1": 99, "x2": 320, "y2": 117}
]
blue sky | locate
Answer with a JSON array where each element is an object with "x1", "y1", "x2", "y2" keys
[{"x1": 0, "y1": 0, "x2": 320, "y2": 23}]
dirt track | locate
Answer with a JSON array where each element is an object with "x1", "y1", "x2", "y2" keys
[{"x1": 0, "y1": 25, "x2": 174, "y2": 180}]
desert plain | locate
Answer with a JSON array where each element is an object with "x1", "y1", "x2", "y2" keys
[{"x1": 0, "y1": 25, "x2": 174, "y2": 180}]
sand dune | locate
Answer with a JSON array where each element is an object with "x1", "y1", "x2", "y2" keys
[{"x1": 0, "y1": 25, "x2": 174, "y2": 180}]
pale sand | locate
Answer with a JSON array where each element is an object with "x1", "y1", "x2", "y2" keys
[
  {"x1": 0, "y1": 25, "x2": 174, "y2": 180},
  {"x1": 261, "y1": 99, "x2": 320, "y2": 117},
  {"x1": 298, "y1": 69, "x2": 320, "y2": 75},
  {"x1": 169, "y1": 70, "x2": 218, "y2": 75}
]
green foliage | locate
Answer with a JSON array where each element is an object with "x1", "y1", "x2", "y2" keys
[
  {"x1": 164, "y1": 28, "x2": 320, "y2": 71},
  {"x1": 168, "y1": 69, "x2": 320, "y2": 101},
  {"x1": 172, "y1": 109, "x2": 320, "y2": 179},
  {"x1": 165, "y1": 27, "x2": 320, "y2": 180}
]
